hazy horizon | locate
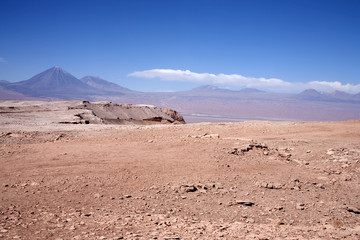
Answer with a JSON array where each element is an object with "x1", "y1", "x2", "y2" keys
[{"x1": 2, "y1": 65, "x2": 360, "y2": 95}]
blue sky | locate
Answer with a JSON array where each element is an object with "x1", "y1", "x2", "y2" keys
[{"x1": 1, "y1": 0, "x2": 360, "y2": 93}]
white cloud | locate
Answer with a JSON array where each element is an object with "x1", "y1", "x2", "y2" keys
[
  {"x1": 307, "y1": 81, "x2": 360, "y2": 93},
  {"x1": 129, "y1": 69, "x2": 217, "y2": 82},
  {"x1": 129, "y1": 69, "x2": 290, "y2": 90},
  {"x1": 129, "y1": 69, "x2": 360, "y2": 93},
  {"x1": 0, "y1": 57, "x2": 5, "y2": 63}
]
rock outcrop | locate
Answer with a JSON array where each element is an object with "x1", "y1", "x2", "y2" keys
[
  {"x1": 74, "y1": 101, "x2": 186, "y2": 124},
  {"x1": 160, "y1": 108, "x2": 186, "y2": 124},
  {"x1": 0, "y1": 100, "x2": 186, "y2": 125}
]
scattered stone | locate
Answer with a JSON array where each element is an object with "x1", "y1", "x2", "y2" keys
[
  {"x1": 182, "y1": 185, "x2": 197, "y2": 193},
  {"x1": 296, "y1": 203, "x2": 305, "y2": 210},
  {"x1": 201, "y1": 133, "x2": 219, "y2": 139},
  {"x1": 247, "y1": 218, "x2": 255, "y2": 223},
  {"x1": 189, "y1": 133, "x2": 220, "y2": 139},
  {"x1": 327, "y1": 149, "x2": 335, "y2": 155},
  {"x1": 257, "y1": 182, "x2": 283, "y2": 189},
  {"x1": 271, "y1": 218, "x2": 286, "y2": 225},
  {"x1": 54, "y1": 134, "x2": 65, "y2": 141},
  {"x1": 347, "y1": 206, "x2": 360, "y2": 214},
  {"x1": 2, "y1": 104, "x2": 360, "y2": 239},
  {"x1": 274, "y1": 206, "x2": 284, "y2": 211},
  {"x1": 230, "y1": 142, "x2": 269, "y2": 155},
  {"x1": 228, "y1": 200, "x2": 255, "y2": 207},
  {"x1": 171, "y1": 184, "x2": 209, "y2": 193},
  {"x1": 94, "y1": 193, "x2": 103, "y2": 198},
  {"x1": 278, "y1": 152, "x2": 292, "y2": 161}
]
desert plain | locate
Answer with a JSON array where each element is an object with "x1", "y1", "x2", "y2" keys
[{"x1": 0, "y1": 101, "x2": 360, "y2": 239}]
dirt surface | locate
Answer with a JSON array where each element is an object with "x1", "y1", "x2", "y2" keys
[{"x1": 1, "y1": 115, "x2": 360, "y2": 239}]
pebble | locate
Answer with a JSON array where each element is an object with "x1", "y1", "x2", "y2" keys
[
  {"x1": 296, "y1": 203, "x2": 305, "y2": 210},
  {"x1": 94, "y1": 193, "x2": 103, "y2": 198}
]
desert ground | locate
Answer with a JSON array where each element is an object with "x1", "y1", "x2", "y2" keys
[{"x1": 1, "y1": 101, "x2": 360, "y2": 239}]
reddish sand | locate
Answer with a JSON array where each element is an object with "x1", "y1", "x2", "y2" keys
[{"x1": 1, "y1": 107, "x2": 360, "y2": 239}]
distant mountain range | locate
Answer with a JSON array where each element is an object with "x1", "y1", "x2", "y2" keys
[
  {"x1": 1, "y1": 66, "x2": 360, "y2": 121},
  {"x1": 0, "y1": 67, "x2": 132, "y2": 99},
  {"x1": 80, "y1": 76, "x2": 133, "y2": 94}
]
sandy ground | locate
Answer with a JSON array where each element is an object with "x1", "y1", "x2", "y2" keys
[{"x1": 1, "y1": 119, "x2": 360, "y2": 239}]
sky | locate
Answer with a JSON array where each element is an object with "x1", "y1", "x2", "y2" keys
[{"x1": 0, "y1": 0, "x2": 360, "y2": 93}]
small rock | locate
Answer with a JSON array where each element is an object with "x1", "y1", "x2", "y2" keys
[
  {"x1": 274, "y1": 206, "x2": 284, "y2": 211},
  {"x1": 94, "y1": 193, "x2": 103, "y2": 198},
  {"x1": 228, "y1": 200, "x2": 255, "y2": 206},
  {"x1": 296, "y1": 203, "x2": 305, "y2": 210},
  {"x1": 327, "y1": 149, "x2": 335, "y2": 155},
  {"x1": 238, "y1": 201, "x2": 254, "y2": 206},
  {"x1": 181, "y1": 185, "x2": 198, "y2": 193},
  {"x1": 246, "y1": 218, "x2": 255, "y2": 223},
  {"x1": 271, "y1": 218, "x2": 285, "y2": 225},
  {"x1": 347, "y1": 206, "x2": 360, "y2": 214},
  {"x1": 202, "y1": 133, "x2": 219, "y2": 139},
  {"x1": 54, "y1": 134, "x2": 64, "y2": 141},
  {"x1": 258, "y1": 182, "x2": 282, "y2": 189}
]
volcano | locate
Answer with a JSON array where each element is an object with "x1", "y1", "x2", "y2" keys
[{"x1": 2, "y1": 66, "x2": 94, "y2": 99}]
